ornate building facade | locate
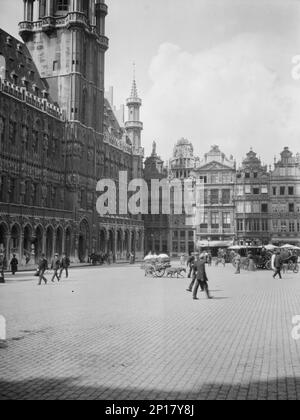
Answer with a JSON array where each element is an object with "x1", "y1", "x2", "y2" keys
[
  {"x1": 192, "y1": 146, "x2": 236, "y2": 252},
  {"x1": 0, "y1": 0, "x2": 144, "y2": 266},
  {"x1": 269, "y1": 147, "x2": 300, "y2": 246},
  {"x1": 235, "y1": 150, "x2": 270, "y2": 246}
]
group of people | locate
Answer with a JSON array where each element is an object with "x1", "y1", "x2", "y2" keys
[
  {"x1": 37, "y1": 253, "x2": 70, "y2": 286},
  {"x1": 186, "y1": 253, "x2": 212, "y2": 300},
  {"x1": 0, "y1": 253, "x2": 19, "y2": 283}
]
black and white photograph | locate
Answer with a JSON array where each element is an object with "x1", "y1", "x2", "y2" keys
[{"x1": 1, "y1": 0, "x2": 300, "y2": 404}]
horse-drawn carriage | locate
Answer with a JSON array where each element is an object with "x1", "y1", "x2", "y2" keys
[
  {"x1": 229, "y1": 244, "x2": 300, "y2": 272},
  {"x1": 142, "y1": 254, "x2": 172, "y2": 278}
]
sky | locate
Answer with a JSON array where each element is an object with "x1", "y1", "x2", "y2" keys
[{"x1": 1, "y1": 0, "x2": 300, "y2": 165}]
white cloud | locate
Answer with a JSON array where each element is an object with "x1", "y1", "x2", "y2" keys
[{"x1": 142, "y1": 33, "x2": 300, "y2": 165}]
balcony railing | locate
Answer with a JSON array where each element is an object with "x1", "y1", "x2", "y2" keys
[
  {"x1": 0, "y1": 202, "x2": 73, "y2": 220},
  {"x1": 125, "y1": 121, "x2": 143, "y2": 130},
  {"x1": 0, "y1": 78, "x2": 64, "y2": 121}
]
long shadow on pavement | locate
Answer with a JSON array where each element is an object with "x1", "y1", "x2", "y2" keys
[{"x1": 0, "y1": 377, "x2": 299, "y2": 400}]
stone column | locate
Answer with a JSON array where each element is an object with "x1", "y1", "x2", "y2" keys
[
  {"x1": 141, "y1": 231, "x2": 145, "y2": 257},
  {"x1": 113, "y1": 230, "x2": 117, "y2": 261},
  {"x1": 46, "y1": 0, "x2": 53, "y2": 16},
  {"x1": 42, "y1": 232, "x2": 46, "y2": 255},
  {"x1": 19, "y1": 232, "x2": 24, "y2": 264},
  {"x1": 62, "y1": 228, "x2": 66, "y2": 254},
  {"x1": 27, "y1": 0, "x2": 34, "y2": 21},
  {"x1": 52, "y1": 231, "x2": 56, "y2": 259},
  {"x1": 168, "y1": 230, "x2": 172, "y2": 256},
  {"x1": 6, "y1": 234, "x2": 11, "y2": 266}
]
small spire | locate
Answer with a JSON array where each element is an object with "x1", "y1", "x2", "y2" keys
[{"x1": 130, "y1": 62, "x2": 138, "y2": 98}]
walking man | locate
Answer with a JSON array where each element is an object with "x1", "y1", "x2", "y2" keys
[
  {"x1": 10, "y1": 254, "x2": 18, "y2": 275},
  {"x1": 193, "y1": 255, "x2": 212, "y2": 300},
  {"x1": 186, "y1": 253, "x2": 199, "y2": 292},
  {"x1": 59, "y1": 253, "x2": 70, "y2": 280},
  {"x1": 273, "y1": 251, "x2": 283, "y2": 279},
  {"x1": 235, "y1": 252, "x2": 241, "y2": 274},
  {"x1": 187, "y1": 253, "x2": 195, "y2": 278},
  {"x1": 51, "y1": 253, "x2": 61, "y2": 283},
  {"x1": 38, "y1": 254, "x2": 48, "y2": 286}
]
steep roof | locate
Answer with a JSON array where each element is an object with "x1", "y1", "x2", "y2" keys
[{"x1": 0, "y1": 28, "x2": 51, "y2": 100}]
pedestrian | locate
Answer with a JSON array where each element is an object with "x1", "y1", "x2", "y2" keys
[
  {"x1": 235, "y1": 252, "x2": 241, "y2": 274},
  {"x1": 193, "y1": 255, "x2": 212, "y2": 300},
  {"x1": 10, "y1": 254, "x2": 18, "y2": 275},
  {"x1": 248, "y1": 252, "x2": 256, "y2": 272},
  {"x1": 273, "y1": 251, "x2": 283, "y2": 279},
  {"x1": 51, "y1": 253, "x2": 61, "y2": 283},
  {"x1": 186, "y1": 253, "x2": 195, "y2": 278},
  {"x1": 38, "y1": 253, "x2": 48, "y2": 286},
  {"x1": 207, "y1": 251, "x2": 212, "y2": 267},
  {"x1": 180, "y1": 254, "x2": 185, "y2": 266},
  {"x1": 59, "y1": 253, "x2": 70, "y2": 280},
  {"x1": 0, "y1": 252, "x2": 5, "y2": 283},
  {"x1": 186, "y1": 254, "x2": 199, "y2": 292}
]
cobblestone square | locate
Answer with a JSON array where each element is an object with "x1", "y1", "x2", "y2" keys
[{"x1": 1, "y1": 264, "x2": 300, "y2": 400}]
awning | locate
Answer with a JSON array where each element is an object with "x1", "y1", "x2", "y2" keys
[{"x1": 197, "y1": 240, "x2": 234, "y2": 248}]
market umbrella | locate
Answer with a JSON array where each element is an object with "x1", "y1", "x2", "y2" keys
[
  {"x1": 281, "y1": 244, "x2": 298, "y2": 249},
  {"x1": 264, "y1": 244, "x2": 278, "y2": 251},
  {"x1": 228, "y1": 245, "x2": 241, "y2": 250},
  {"x1": 158, "y1": 254, "x2": 169, "y2": 259}
]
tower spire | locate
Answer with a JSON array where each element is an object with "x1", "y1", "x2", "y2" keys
[{"x1": 130, "y1": 62, "x2": 138, "y2": 98}]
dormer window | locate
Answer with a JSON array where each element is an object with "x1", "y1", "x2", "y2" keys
[
  {"x1": 22, "y1": 77, "x2": 29, "y2": 89},
  {"x1": 10, "y1": 71, "x2": 18, "y2": 85},
  {"x1": 32, "y1": 84, "x2": 39, "y2": 95}
]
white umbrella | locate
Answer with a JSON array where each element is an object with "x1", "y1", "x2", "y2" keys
[
  {"x1": 265, "y1": 244, "x2": 278, "y2": 251},
  {"x1": 281, "y1": 244, "x2": 298, "y2": 249},
  {"x1": 144, "y1": 255, "x2": 155, "y2": 261},
  {"x1": 228, "y1": 245, "x2": 241, "y2": 250},
  {"x1": 158, "y1": 254, "x2": 169, "y2": 259}
]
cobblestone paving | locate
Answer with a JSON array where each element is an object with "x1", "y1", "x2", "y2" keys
[{"x1": 1, "y1": 264, "x2": 300, "y2": 400}]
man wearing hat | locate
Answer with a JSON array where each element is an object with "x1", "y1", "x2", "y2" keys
[
  {"x1": 193, "y1": 254, "x2": 212, "y2": 300},
  {"x1": 51, "y1": 253, "x2": 61, "y2": 283},
  {"x1": 273, "y1": 250, "x2": 283, "y2": 279}
]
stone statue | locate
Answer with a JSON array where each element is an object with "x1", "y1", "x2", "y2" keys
[
  {"x1": 0, "y1": 116, "x2": 4, "y2": 141},
  {"x1": 43, "y1": 133, "x2": 49, "y2": 152},
  {"x1": 152, "y1": 141, "x2": 157, "y2": 156},
  {"x1": 22, "y1": 125, "x2": 28, "y2": 147}
]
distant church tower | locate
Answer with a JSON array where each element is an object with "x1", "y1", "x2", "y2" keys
[
  {"x1": 19, "y1": 0, "x2": 109, "y2": 132},
  {"x1": 125, "y1": 69, "x2": 143, "y2": 151}
]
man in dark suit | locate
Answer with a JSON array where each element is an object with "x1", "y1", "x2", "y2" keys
[
  {"x1": 186, "y1": 253, "x2": 195, "y2": 278},
  {"x1": 273, "y1": 251, "x2": 283, "y2": 279},
  {"x1": 193, "y1": 255, "x2": 212, "y2": 300},
  {"x1": 38, "y1": 254, "x2": 48, "y2": 286}
]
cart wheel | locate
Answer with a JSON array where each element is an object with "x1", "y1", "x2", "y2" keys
[{"x1": 155, "y1": 268, "x2": 165, "y2": 278}]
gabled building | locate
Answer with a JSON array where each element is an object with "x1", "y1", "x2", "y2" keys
[
  {"x1": 192, "y1": 145, "x2": 236, "y2": 252},
  {"x1": 235, "y1": 149, "x2": 270, "y2": 246},
  {"x1": 270, "y1": 147, "x2": 300, "y2": 246}
]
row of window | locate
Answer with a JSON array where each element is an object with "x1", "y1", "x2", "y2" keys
[
  {"x1": 237, "y1": 220, "x2": 269, "y2": 232},
  {"x1": 236, "y1": 185, "x2": 268, "y2": 195},
  {"x1": 200, "y1": 212, "x2": 232, "y2": 228},
  {"x1": 272, "y1": 220, "x2": 300, "y2": 233},
  {"x1": 272, "y1": 186, "x2": 295, "y2": 196},
  {"x1": 172, "y1": 231, "x2": 195, "y2": 240}
]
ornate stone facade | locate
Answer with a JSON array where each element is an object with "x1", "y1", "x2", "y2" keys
[
  {"x1": 270, "y1": 148, "x2": 300, "y2": 246},
  {"x1": 0, "y1": 0, "x2": 144, "y2": 266},
  {"x1": 235, "y1": 150, "x2": 270, "y2": 245}
]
